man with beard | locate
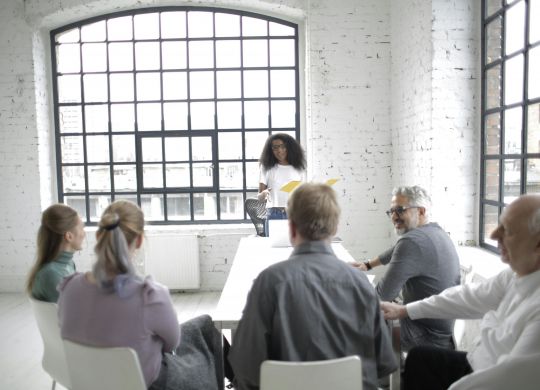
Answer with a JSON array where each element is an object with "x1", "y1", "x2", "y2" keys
[{"x1": 353, "y1": 186, "x2": 460, "y2": 351}]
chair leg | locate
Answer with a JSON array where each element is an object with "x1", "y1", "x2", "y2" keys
[{"x1": 51, "y1": 380, "x2": 56, "y2": 390}]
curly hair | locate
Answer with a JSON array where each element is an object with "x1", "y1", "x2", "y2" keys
[{"x1": 259, "y1": 133, "x2": 306, "y2": 170}]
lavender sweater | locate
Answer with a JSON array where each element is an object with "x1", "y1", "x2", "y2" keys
[{"x1": 57, "y1": 273, "x2": 180, "y2": 387}]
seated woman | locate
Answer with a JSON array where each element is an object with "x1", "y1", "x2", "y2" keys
[
  {"x1": 26, "y1": 203, "x2": 85, "y2": 302},
  {"x1": 57, "y1": 200, "x2": 224, "y2": 390}
]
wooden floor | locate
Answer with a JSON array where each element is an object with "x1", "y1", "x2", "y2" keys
[{"x1": 0, "y1": 291, "x2": 220, "y2": 390}]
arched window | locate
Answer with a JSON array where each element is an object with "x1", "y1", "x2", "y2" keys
[{"x1": 52, "y1": 7, "x2": 300, "y2": 224}]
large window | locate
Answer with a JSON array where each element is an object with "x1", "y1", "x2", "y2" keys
[
  {"x1": 51, "y1": 7, "x2": 300, "y2": 224},
  {"x1": 480, "y1": 0, "x2": 540, "y2": 248}
]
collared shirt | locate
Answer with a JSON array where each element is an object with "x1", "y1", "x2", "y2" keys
[
  {"x1": 31, "y1": 251, "x2": 76, "y2": 302},
  {"x1": 229, "y1": 240, "x2": 397, "y2": 390},
  {"x1": 407, "y1": 267, "x2": 540, "y2": 372}
]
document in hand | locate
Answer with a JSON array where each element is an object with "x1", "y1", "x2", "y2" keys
[{"x1": 279, "y1": 178, "x2": 340, "y2": 193}]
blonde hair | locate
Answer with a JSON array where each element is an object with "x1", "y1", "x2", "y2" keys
[
  {"x1": 287, "y1": 183, "x2": 340, "y2": 241},
  {"x1": 93, "y1": 200, "x2": 144, "y2": 294},
  {"x1": 26, "y1": 204, "x2": 79, "y2": 293}
]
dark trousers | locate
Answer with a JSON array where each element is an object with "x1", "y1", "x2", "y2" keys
[{"x1": 403, "y1": 346, "x2": 473, "y2": 390}]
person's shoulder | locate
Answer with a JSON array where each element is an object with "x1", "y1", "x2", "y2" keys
[
  {"x1": 57, "y1": 272, "x2": 83, "y2": 292},
  {"x1": 141, "y1": 275, "x2": 171, "y2": 304}
]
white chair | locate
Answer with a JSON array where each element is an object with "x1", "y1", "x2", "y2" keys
[
  {"x1": 28, "y1": 297, "x2": 71, "y2": 390},
  {"x1": 63, "y1": 339, "x2": 146, "y2": 390},
  {"x1": 260, "y1": 355, "x2": 363, "y2": 390}
]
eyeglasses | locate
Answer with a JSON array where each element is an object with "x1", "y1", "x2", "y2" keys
[
  {"x1": 271, "y1": 143, "x2": 287, "y2": 151},
  {"x1": 385, "y1": 206, "x2": 418, "y2": 217}
]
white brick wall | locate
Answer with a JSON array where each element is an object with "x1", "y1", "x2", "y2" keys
[{"x1": 0, "y1": 0, "x2": 480, "y2": 292}]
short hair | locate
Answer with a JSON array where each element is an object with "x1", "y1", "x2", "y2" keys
[
  {"x1": 528, "y1": 206, "x2": 540, "y2": 235},
  {"x1": 287, "y1": 183, "x2": 340, "y2": 241},
  {"x1": 392, "y1": 185, "x2": 432, "y2": 209}
]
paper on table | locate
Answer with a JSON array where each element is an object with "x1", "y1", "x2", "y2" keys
[{"x1": 280, "y1": 178, "x2": 340, "y2": 193}]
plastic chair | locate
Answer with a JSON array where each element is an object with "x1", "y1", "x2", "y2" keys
[
  {"x1": 260, "y1": 355, "x2": 363, "y2": 390},
  {"x1": 63, "y1": 339, "x2": 146, "y2": 390},
  {"x1": 28, "y1": 297, "x2": 71, "y2": 390},
  {"x1": 245, "y1": 198, "x2": 267, "y2": 236}
]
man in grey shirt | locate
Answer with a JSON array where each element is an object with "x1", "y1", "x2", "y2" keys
[
  {"x1": 229, "y1": 183, "x2": 397, "y2": 390},
  {"x1": 353, "y1": 186, "x2": 460, "y2": 351}
]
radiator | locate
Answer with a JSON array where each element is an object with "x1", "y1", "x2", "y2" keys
[{"x1": 143, "y1": 234, "x2": 200, "y2": 290}]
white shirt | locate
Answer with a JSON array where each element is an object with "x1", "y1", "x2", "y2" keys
[
  {"x1": 407, "y1": 267, "x2": 540, "y2": 372},
  {"x1": 259, "y1": 164, "x2": 304, "y2": 208}
]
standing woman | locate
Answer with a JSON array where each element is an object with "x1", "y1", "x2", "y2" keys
[
  {"x1": 26, "y1": 203, "x2": 85, "y2": 302},
  {"x1": 58, "y1": 200, "x2": 224, "y2": 390},
  {"x1": 258, "y1": 133, "x2": 306, "y2": 236}
]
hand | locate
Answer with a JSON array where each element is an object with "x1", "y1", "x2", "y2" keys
[
  {"x1": 380, "y1": 301, "x2": 408, "y2": 320},
  {"x1": 257, "y1": 189, "x2": 270, "y2": 202},
  {"x1": 350, "y1": 261, "x2": 368, "y2": 271}
]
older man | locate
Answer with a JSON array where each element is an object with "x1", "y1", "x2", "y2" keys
[
  {"x1": 229, "y1": 183, "x2": 397, "y2": 390},
  {"x1": 354, "y1": 185, "x2": 460, "y2": 351},
  {"x1": 381, "y1": 194, "x2": 540, "y2": 390}
]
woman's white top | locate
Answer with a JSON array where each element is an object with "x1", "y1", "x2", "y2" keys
[{"x1": 259, "y1": 164, "x2": 304, "y2": 208}]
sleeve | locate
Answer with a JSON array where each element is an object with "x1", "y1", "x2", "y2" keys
[
  {"x1": 259, "y1": 166, "x2": 268, "y2": 186},
  {"x1": 38, "y1": 268, "x2": 65, "y2": 302},
  {"x1": 373, "y1": 302, "x2": 399, "y2": 378},
  {"x1": 142, "y1": 278, "x2": 180, "y2": 353},
  {"x1": 377, "y1": 246, "x2": 395, "y2": 265},
  {"x1": 376, "y1": 238, "x2": 421, "y2": 301},
  {"x1": 228, "y1": 275, "x2": 274, "y2": 390},
  {"x1": 407, "y1": 269, "x2": 511, "y2": 320}
]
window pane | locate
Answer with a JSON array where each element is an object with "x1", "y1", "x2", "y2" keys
[
  {"x1": 271, "y1": 100, "x2": 296, "y2": 128},
  {"x1": 188, "y1": 11, "x2": 213, "y2": 38},
  {"x1": 164, "y1": 102, "x2": 188, "y2": 130},
  {"x1": 504, "y1": 54, "x2": 523, "y2": 105},
  {"x1": 83, "y1": 74, "x2": 108, "y2": 102},
  {"x1": 193, "y1": 163, "x2": 214, "y2": 187},
  {"x1": 528, "y1": 46, "x2": 540, "y2": 99},
  {"x1": 113, "y1": 165, "x2": 137, "y2": 191},
  {"x1": 485, "y1": 112, "x2": 501, "y2": 155},
  {"x1": 245, "y1": 131, "x2": 268, "y2": 159},
  {"x1": 108, "y1": 16, "x2": 133, "y2": 41},
  {"x1": 135, "y1": 42, "x2": 160, "y2": 70},
  {"x1": 217, "y1": 71, "x2": 241, "y2": 98},
  {"x1": 219, "y1": 132, "x2": 242, "y2": 160},
  {"x1": 56, "y1": 28, "x2": 80, "y2": 44},
  {"x1": 482, "y1": 203, "x2": 499, "y2": 246},
  {"x1": 269, "y1": 22, "x2": 295, "y2": 36},
  {"x1": 161, "y1": 12, "x2": 186, "y2": 39},
  {"x1": 192, "y1": 137, "x2": 213, "y2": 160},
  {"x1": 162, "y1": 41, "x2": 187, "y2": 69},
  {"x1": 88, "y1": 165, "x2": 111, "y2": 192},
  {"x1": 111, "y1": 104, "x2": 135, "y2": 132},
  {"x1": 215, "y1": 13, "x2": 240, "y2": 37},
  {"x1": 217, "y1": 101, "x2": 242, "y2": 129},
  {"x1": 531, "y1": 0, "x2": 540, "y2": 44},
  {"x1": 85, "y1": 105, "x2": 108, "y2": 133},
  {"x1": 112, "y1": 135, "x2": 135, "y2": 162},
  {"x1": 142, "y1": 138, "x2": 163, "y2": 161},
  {"x1": 57, "y1": 44, "x2": 81, "y2": 73},
  {"x1": 527, "y1": 104, "x2": 540, "y2": 153},
  {"x1": 484, "y1": 159, "x2": 500, "y2": 201},
  {"x1": 137, "y1": 103, "x2": 162, "y2": 131},
  {"x1": 109, "y1": 42, "x2": 133, "y2": 71},
  {"x1": 141, "y1": 194, "x2": 164, "y2": 221},
  {"x1": 503, "y1": 159, "x2": 521, "y2": 203},
  {"x1": 269, "y1": 39, "x2": 295, "y2": 66},
  {"x1": 190, "y1": 71, "x2": 215, "y2": 99},
  {"x1": 527, "y1": 159, "x2": 540, "y2": 194},
  {"x1": 504, "y1": 107, "x2": 522, "y2": 154},
  {"x1": 167, "y1": 194, "x2": 191, "y2": 221},
  {"x1": 189, "y1": 41, "x2": 214, "y2": 68},
  {"x1": 216, "y1": 40, "x2": 241, "y2": 67},
  {"x1": 244, "y1": 70, "x2": 268, "y2": 98},
  {"x1": 220, "y1": 162, "x2": 243, "y2": 189},
  {"x1": 61, "y1": 136, "x2": 84, "y2": 163},
  {"x1": 190, "y1": 102, "x2": 215, "y2": 130},
  {"x1": 134, "y1": 13, "x2": 159, "y2": 40},
  {"x1": 136, "y1": 72, "x2": 161, "y2": 101},
  {"x1": 485, "y1": 16, "x2": 502, "y2": 64},
  {"x1": 143, "y1": 164, "x2": 163, "y2": 188},
  {"x1": 62, "y1": 166, "x2": 85, "y2": 193},
  {"x1": 110, "y1": 73, "x2": 134, "y2": 102},
  {"x1": 86, "y1": 135, "x2": 110, "y2": 163},
  {"x1": 485, "y1": 65, "x2": 501, "y2": 109},
  {"x1": 194, "y1": 193, "x2": 217, "y2": 220},
  {"x1": 81, "y1": 21, "x2": 106, "y2": 42},
  {"x1": 166, "y1": 163, "x2": 190, "y2": 187},
  {"x1": 270, "y1": 70, "x2": 295, "y2": 97},
  {"x1": 220, "y1": 192, "x2": 244, "y2": 219},
  {"x1": 243, "y1": 40, "x2": 268, "y2": 67},
  {"x1": 165, "y1": 137, "x2": 189, "y2": 161},
  {"x1": 245, "y1": 161, "x2": 260, "y2": 188},
  {"x1": 58, "y1": 75, "x2": 81, "y2": 103},
  {"x1": 505, "y1": 1, "x2": 525, "y2": 55},
  {"x1": 89, "y1": 195, "x2": 111, "y2": 222},
  {"x1": 163, "y1": 72, "x2": 188, "y2": 100},
  {"x1": 242, "y1": 16, "x2": 267, "y2": 36},
  {"x1": 65, "y1": 196, "x2": 87, "y2": 220},
  {"x1": 82, "y1": 43, "x2": 107, "y2": 72},
  {"x1": 59, "y1": 106, "x2": 82, "y2": 133},
  {"x1": 244, "y1": 101, "x2": 268, "y2": 128}
]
